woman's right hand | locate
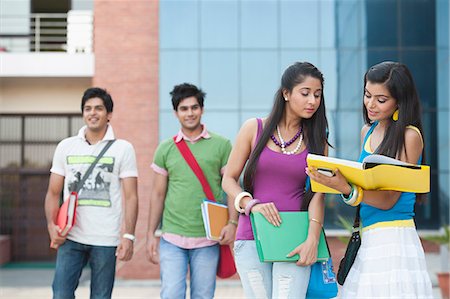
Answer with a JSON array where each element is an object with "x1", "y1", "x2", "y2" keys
[
  {"x1": 251, "y1": 202, "x2": 281, "y2": 227},
  {"x1": 306, "y1": 168, "x2": 352, "y2": 195}
]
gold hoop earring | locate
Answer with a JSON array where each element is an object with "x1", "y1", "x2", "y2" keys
[{"x1": 392, "y1": 109, "x2": 399, "y2": 121}]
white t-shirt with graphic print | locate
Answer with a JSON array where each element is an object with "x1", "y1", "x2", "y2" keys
[{"x1": 51, "y1": 125, "x2": 138, "y2": 246}]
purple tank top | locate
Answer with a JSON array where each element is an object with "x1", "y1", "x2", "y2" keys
[{"x1": 236, "y1": 118, "x2": 308, "y2": 240}]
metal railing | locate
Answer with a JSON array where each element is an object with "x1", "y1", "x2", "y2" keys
[
  {"x1": 32, "y1": 13, "x2": 67, "y2": 52},
  {"x1": 0, "y1": 12, "x2": 93, "y2": 53}
]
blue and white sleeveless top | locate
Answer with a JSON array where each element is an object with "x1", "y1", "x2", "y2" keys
[{"x1": 359, "y1": 122, "x2": 422, "y2": 228}]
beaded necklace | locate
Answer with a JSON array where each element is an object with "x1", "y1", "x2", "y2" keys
[{"x1": 271, "y1": 126, "x2": 303, "y2": 155}]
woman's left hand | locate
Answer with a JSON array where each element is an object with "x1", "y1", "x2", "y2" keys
[
  {"x1": 251, "y1": 202, "x2": 282, "y2": 227},
  {"x1": 286, "y1": 238, "x2": 318, "y2": 267},
  {"x1": 306, "y1": 167, "x2": 351, "y2": 195}
]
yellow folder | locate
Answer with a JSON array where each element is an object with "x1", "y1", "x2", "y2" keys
[
  {"x1": 306, "y1": 154, "x2": 430, "y2": 194},
  {"x1": 201, "y1": 200, "x2": 228, "y2": 241}
]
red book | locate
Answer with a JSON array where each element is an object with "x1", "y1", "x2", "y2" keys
[{"x1": 51, "y1": 192, "x2": 78, "y2": 248}]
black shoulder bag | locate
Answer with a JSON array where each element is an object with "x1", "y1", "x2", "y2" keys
[{"x1": 337, "y1": 205, "x2": 361, "y2": 285}]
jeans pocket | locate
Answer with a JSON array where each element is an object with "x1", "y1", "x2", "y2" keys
[{"x1": 233, "y1": 240, "x2": 246, "y2": 255}]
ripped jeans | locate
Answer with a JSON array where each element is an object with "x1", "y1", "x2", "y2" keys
[{"x1": 234, "y1": 240, "x2": 310, "y2": 299}]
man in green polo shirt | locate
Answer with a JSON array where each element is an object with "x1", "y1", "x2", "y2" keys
[{"x1": 146, "y1": 83, "x2": 237, "y2": 299}]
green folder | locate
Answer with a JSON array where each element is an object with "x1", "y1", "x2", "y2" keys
[{"x1": 250, "y1": 211, "x2": 330, "y2": 262}]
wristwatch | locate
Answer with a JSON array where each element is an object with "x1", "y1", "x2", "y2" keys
[{"x1": 123, "y1": 233, "x2": 136, "y2": 242}]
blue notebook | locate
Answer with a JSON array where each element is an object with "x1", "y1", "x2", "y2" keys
[{"x1": 250, "y1": 211, "x2": 329, "y2": 262}]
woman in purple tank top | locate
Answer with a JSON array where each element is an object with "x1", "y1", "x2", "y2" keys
[{"x1": 222, "y1": 62, "x2": 331, "y2": 298}]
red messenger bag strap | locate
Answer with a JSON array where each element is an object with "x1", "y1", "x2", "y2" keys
[
  {"x1": 174, "y1": 137, "x2": 237, "y2": 279},
  {"x1": 173, "y1": 137, "x2": 216, "y2": 202}
]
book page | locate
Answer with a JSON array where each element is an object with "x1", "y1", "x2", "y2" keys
[
  {"x1": 308, "y1": 154, "x2": 362, "y2": 169},
  {"x1": 200, "y1": 203, "x2": 212, "y2": 239},
  {"x1": 362, "y1": 154, "x2": 420, "y2": 169},
  {"x1": 66, "y1": 193, "x2": 77, "y2": 225}
]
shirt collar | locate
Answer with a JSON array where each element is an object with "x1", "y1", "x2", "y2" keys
[
  {"x1": 77, "y1": 124, "x2": 116, "y2": 143},
  {"x1": 174, "y1": 124, "x2": 210, "y2": 143}
]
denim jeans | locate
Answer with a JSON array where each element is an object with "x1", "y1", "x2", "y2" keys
[
  {"x1": 234, "y1": 240, "x2": 311, "y2": 299},
  {"x1": 159, "y1": 237, "x2": 220, "y2": 299},
  {"x1": 52, "y1": 239, "x2": 117, "y2": 299}
]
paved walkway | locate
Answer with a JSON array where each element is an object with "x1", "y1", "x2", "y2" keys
[{"x1": 0, "y1": 253, "x2": 443, "y2": 298}]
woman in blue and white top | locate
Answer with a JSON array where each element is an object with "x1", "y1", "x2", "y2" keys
[{"x1": 307, "y1": 61, "x2": 433, "y2": 298}]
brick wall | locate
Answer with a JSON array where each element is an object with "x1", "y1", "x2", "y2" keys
[{"x1": 93, "y1": 0, "x2": 160, "y2": 279}]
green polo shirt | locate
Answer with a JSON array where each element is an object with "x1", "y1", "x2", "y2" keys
[{"x1": 153, "y1": 132, "x2": 232, "y2": 237}]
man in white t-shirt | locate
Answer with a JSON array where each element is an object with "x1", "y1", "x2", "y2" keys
[{"x1": 44, "y1": 87, "x2": 139, "y2": 299}]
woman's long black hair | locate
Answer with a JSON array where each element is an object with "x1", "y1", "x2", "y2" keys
[
  {"x1": 243, "y1": 62, "x2": 330, "y2": 210},
  {"x1": 364, "y1": 61, "x2": 426, "y2": 201}
]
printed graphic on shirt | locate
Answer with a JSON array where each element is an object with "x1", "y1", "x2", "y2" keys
[{"x1": 66, "y1": 156, "x2": 115, "y2": 207}]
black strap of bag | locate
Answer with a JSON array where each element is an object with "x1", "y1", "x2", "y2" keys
[
  {"x1": 337, "y1": 205, "x2": 361, "y2": 285},
  {"x1": 353, "y1": 205, "x2": 360, "y2": 229},
  {"x1": 71, "y1": 140, "x2": 115, "y2": 193}
]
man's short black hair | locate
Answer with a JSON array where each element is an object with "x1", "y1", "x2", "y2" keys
[
  {"x1": 170, "y1": 83, "x2": 205, "y2": 111},
  {"x1": 81, "y1": 87, "x2": 114, "y2": 113}
]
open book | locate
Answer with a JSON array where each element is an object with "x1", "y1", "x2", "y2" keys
[
  {"x1": 251, "y1": 212, "x2": 329, "y2": 262},
  {"x1": 307, "y1": 154, "x2": 430, "y2": 194},
  {"x1": 201, "y1": 200, "x2": 228, "y2": 241}
]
